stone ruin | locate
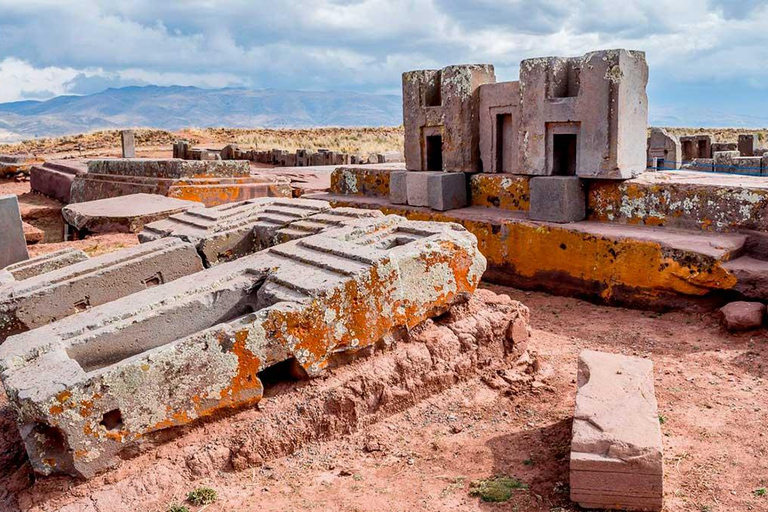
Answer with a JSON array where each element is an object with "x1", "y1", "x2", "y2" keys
[
  {"x1": 173, "y1": 139, "x2": 403, "y2": 167},
  {"x1": 647, "y1": 130, "x2": 768, "y2": 174},
  {"x1": 392, "y1": 49, "x2": 649, "y2": 220},
  {"x1": 71, "y1": 158, "x2": 292, "y2": 207},
  {"x1": 0, "y1": 200, "x2": 486, "y2": 478}
]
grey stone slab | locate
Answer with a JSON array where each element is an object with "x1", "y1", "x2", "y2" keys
[
  {"x1": 0, "y1": 215, "x2": 486, "y2": 478},
  {"x1": 427, "y1": 172, "x2": 467, "y2": 211},
  {"x1": 529, "y1": 176, "x2": 585, "y2": 223},
  {"x1": 389, "y1": 171, "x2": 408, "y2": 204},
  {"x1": 1, "y1": 248, "x2": 88, "y2": 283},
  {"x1": 120, "y1": 130, "x2": 136, "y2": 158},
  {"x1": 0, "y1": 194, "x2": 29, "y2": 269},
  {"x1": 0, "y1": 238, "x2": 204, "y2": 341},
  {"x1": 62, "y1": 193, "x2": 203, "y2": 233}
]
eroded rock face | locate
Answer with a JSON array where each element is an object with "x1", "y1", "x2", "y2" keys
[
  {"x1": 1, "y1": 289, "x2": 532, "y2": 511},
  {"x1": 719, "y1": 301, "x2": 765, "y2": 331},
  {"x1": 0, "y1": 215, "x2": 486, "y2": 478},
  {"x1": 571, "y1": 350, "x2": 663, "y2": 511}
]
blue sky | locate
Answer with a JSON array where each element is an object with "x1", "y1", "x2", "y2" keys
[{"x1": 1, "y1": 0, "x2": 768, "y2": 126}]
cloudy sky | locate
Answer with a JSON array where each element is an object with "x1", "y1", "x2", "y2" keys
[{"x1": 1, "y1": 0, "x2": 768, "y2": 126}]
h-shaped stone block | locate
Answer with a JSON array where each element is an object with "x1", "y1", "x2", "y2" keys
[{"x1": 0, "y1": 215, "x2": 486, "y2": 478}]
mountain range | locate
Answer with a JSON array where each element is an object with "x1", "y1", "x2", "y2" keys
[{"x1": 0, "y1": 86, "x2": 403, "y2": 143}]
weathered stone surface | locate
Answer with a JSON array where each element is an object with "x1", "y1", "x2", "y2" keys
[
  {"x1": 680, "y1": 135, "x2": 712, "y2": 160},
  {"x1": 588, "y1": 170, "x2": 768, "y2": 232},
  {"x1": 330, "y1": 164, "x2": 402, "y2": 197},
  {"x1": 0, "y1": 195, "x2": 29, "y2": 269},
  {"x1": 0, "y1": 215, "x2": 486, "y2": 478},
  {"x1": 529, "y1": 176, "x2": 585, "y2": 223},
  {"x1": 22, "y1": 221, "x2": 43, "y2": 244},
  {"x1": 405, "y1": 171, "x2": 432, "y2": 207},
  {"x1": 713, "y1": 151, "x2": 762, "y2": 175},
  {"x1": 62, "y1": 193, "x2": 203, "y2": 234},
  {"x1": 571, "y1": 350, "x2": 663, "y2": 511},
  {"x1": 647, "y1": 128, "x2": 681, "y2": 170},
  {"x1": 30, "y1": 160, "x2": 89, "y2": 203},
  {"x1": 0, "y1": 154, "x2": 38, "y2": 177},
  {"x1": 120, "y1": 130, "x2": 136, "y2": 158},
  {"x1": 403, "y1": 65, "x2": 495, "y2": 172},
  {"x1": 738, "y1": 134, "x2": 756, "y2": 157},
  {"x1": 317, "y1": 192, "x2": 747, "y2": 309},
  {"x1": 719, "y1": 301, "x2": 765, "y2": 331},
  {"x1": 0, "y1": 238, "x2": 204, "y2": 341},
  {"x1": 0, "y1": 248, "x2": 88, "y2": 284},
  {"x1": 389, "y1": 170, "x2": 408, "y2": 204},
  {"x1": 427, "y1": 171, "x2": 467, "y2": 211},
  {"x1": 71, "y1": 159, "x2": 291, "y2": 206},
  {"x1": 140, "y1": 198, "x2": 381, "y2": 266},
  {"x1": 520, "y1": 50, "x2": 648, "y2": 179},
  {"x1": 478, "y1": 81, "x2": 520, "y2": 173}
]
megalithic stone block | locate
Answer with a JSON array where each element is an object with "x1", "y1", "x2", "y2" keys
[
  {"x1": 0, "y1": 194, "x2": 29, "y2": 269},
  {"x1": 570, "y1": 350, "x2": 664, "y2": 511},
  {"x1": 0, "y1": 248, "x2": 88, "y2": 285},
  {"x1": 0, "y1": 238, "x2": 204, "y2": 342},
  {"x1": 120, "y1": 130, "x2": 136, "y2": 158},
  {"x1": 139, "y1": 198, "x2": 383, "y2": 266},
  {"x1": 0, "y1": 215, "x2": 486, "y2": 478},
  {"x1": 71, "y1": 159, "x2": 292, "y2": 207}
]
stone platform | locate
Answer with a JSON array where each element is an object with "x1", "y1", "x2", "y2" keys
[
  {"x1": 314, "y1": 165, "x2": 768, "y2": 308},
  {"x1": 140, "y1": 197, "x2": 381, "y2": 266},
  {"x1": 0, "y1": 248, "x2": 88, "y2": 285},
  {"x1": 71, "y1": 159, "x2": 292, "y2": 207},
  {"x1": 30, "y1": 160, "x2": 89, "y2": 203},
  {"x1": 0, "y1": 214, "x2": 485, "y2": 478},
  {"x1": 0, "y1": 154, "x2": 39, "y2": 177},
  {"x1": 62, "y1": 193, "x2": 203, "y2": 234},
  {"x1": 571, "y1": 350, "x2": 663, "y2": 510}
]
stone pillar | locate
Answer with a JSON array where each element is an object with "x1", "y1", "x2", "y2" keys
[
  {"x1": 121, "y1": 130, "x2": 136, "y2": 158},
  {"x1": 0, "y1": 194, "x2": 30, "y2": 268},
  {"x1": 738, "y1": 134, "x2": 755, "y2": 157}
]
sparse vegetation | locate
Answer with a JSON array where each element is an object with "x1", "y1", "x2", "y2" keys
[
  {"x1": 0, "y1": 126, "x2": 404, "y2": 158},
  {"x1": 658, "y1": 414, "x2": 667, "y2": 425},
  {"x1": 166, "y1": 505, "x2": 189, "y2": 512},
  {"x1": 469, "y1": 476, "x2": 528, "y2": 503},
  {"x1": 187, "y1": 486, "x2": 218, "y2": 506},
  {"x1": 755, "y1": 487, "x2": 767, "y2": 497}
]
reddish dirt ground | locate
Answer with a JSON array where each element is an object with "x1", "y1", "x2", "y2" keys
[{"x1": 2, "y1": 284, "x2": 766, "y2": 511}]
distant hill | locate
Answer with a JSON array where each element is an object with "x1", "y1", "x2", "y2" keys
[{"x1": 0, "y1": 86, "x2": 403, "y2": 142}]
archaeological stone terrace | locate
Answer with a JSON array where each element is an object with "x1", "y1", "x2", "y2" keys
[
  {"x1": 0, "y1": 214, "x2": 486, "y2": 477},
  {"x1": 312, "y1": 48, "x2": 768, "y2": 310},
  {"x1": 71, "y1": 159, "x2": 292, "y2": 206}
]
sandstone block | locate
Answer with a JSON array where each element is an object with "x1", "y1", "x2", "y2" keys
[
  {"x1": 719, "y1": 301, "x2": 765, "y2": 331},
  {"x1": 0, "y1": 194, "x2": 29, "y2": 269},
  {"x1": 0, "y1": 215, "x2": 487, "y2": 478},
  {"x1": 529, "y1": 176, "x2": 585, "y2": 223},
  {"x1": 0, "y1": 238, "x2": 204, "y2": 341},
  {"x1": 120, "y1": 130, "x2": 136, "y2": 158},
  {"x1": 0, "y1": 248, "x2": 88, "y2": 284},
  {"x1": 427, "y1": 171, "x2": 467, "y2": 211},
  {"x1": 30, "y1": 160, "x2": 88, "y2": 203},
  {"x1": 71, "y1": 159, "x2": 291, "y2": 206},
  {"x1": 389, "y1": 171, "x2": 408, "y2": 204},
  {"x1": 62, "y1": 193, "x2": 203, "y2": 234},
  {"x1": 571, "y1": 350, "x2": 663, "y2": 511},
  {"x1": 139, "y1": 197, "x2": 383, "y2": 266}
]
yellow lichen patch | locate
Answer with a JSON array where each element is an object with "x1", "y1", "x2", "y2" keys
[
  {"x1": 330, "y1": 167, "x2": 391, "y2": 197},
  {"x1": 470, "y1": 174, "x2": 530, "y2": 211},
  {"x1": 330, "y1": 200, "x2": 738, "y2": 302}
]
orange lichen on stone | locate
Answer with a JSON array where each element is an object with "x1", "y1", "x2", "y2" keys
[
  {"x1": 330, "y1": 166, "x2": 392, "y2": 197},
  {"x1": 470, "y1": 174, "x2": 530, "y2": 211}
]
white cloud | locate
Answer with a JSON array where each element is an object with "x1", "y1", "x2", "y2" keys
[{"x1": 2, "y1": 0, "x2": 768, "y2": 125}]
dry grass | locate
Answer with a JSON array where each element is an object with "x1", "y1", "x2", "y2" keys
[{"x1": 0, "y1": 127, "x2": 404, "y2": 158}]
